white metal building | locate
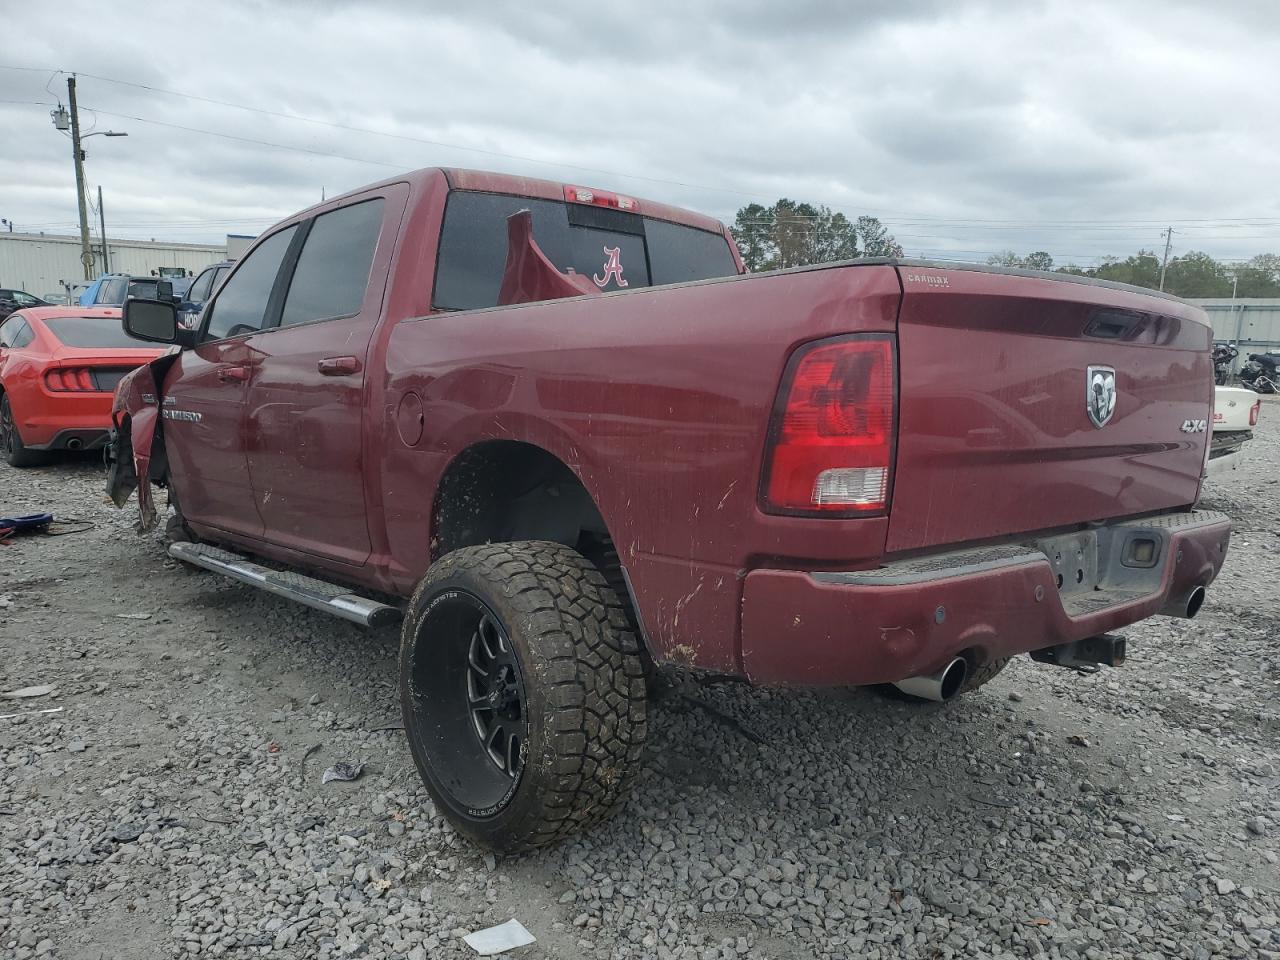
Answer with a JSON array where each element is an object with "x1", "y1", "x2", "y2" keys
[
  {"x1": 1188, "y1": 298, "x2": 1280, "y2": 366},
  {"x1": 0, "y1": 231, "x2": 233, "y2": 299}
]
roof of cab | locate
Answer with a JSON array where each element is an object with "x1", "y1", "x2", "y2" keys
[{"x1": 284, "y1": 167, "x2": 727, "y2": 235}]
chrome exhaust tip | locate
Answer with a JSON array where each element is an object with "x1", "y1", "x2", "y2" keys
[
  {"x1": 1161, "y1": 584, "x2": 1207, "y2": 619},
  {"x1": 892, "y1": 656, "x2": 968, "y2": 702},
  {"x1": 66, "y1": 438, "x2": 83, "y2": 450}
]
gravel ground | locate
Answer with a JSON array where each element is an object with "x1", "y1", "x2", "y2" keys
[{"x1": 2, "y1": 410, "x2": 1278, "y2": 960}]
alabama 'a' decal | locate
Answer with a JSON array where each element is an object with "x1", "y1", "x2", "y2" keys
[{"x1": 593, "y1": 247, "x2": 628, "y2": 288}]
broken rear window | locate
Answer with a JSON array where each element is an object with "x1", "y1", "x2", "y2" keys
[{"x1": 433, "y1": 191, "x2": 737, "y2": 311}]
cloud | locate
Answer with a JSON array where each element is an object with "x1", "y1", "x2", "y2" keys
[{"x1": 1, "y1": 0, "x2": 1276, "y2": 268}]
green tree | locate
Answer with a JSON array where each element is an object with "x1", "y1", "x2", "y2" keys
[
  {"x1": 986, "y1": 251, "x2": 1025, "y2": 267},
  {"x1": 729, "y1": 203, "x2": 774, "y2": 274},
  {"x1": 1050, "y1": 248, "x2": 1280, "y2": 295},
  {"x1": 771, "y1": 199, "x2": 821, "y2": 269},
  {"x1": 856, "y1": 216, "x2": 904, "y2": 258},
  {"x1": 987, "y1": 250, "x2": 1054, "y2": 271},
  {"x1": 1234, "y1": 254, "x2": 1280, "y2": 297},
  {"x1": 1163, "y1": 251, "x2": 1232, "y2": 298},
  {"x1": 731, "y1": 200, "x2": 901, "y2": 271},
  {"x1": 1091, "y1": 250, "x2": 1162, "y2": 289}
]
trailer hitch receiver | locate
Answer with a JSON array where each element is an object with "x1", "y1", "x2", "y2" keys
[{"x1": 1030, "y1": 634, "x2": 1126, "y2": 672}]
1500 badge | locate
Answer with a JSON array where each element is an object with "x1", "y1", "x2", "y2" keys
[
  {"x1": 162, "y1": 409, "x2": 202, "y2": 422},
  {"x1": 1180, "y1": 419, "x2": 1207, "y2": 433}
]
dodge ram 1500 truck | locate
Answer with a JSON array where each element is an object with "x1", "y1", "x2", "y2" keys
[{"x1": 108, "y1": 167, "x2": 1230, "y2": 852}]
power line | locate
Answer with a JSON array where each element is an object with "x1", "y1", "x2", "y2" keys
[
  {"x1": 3, "y1": 64, "x2": 1276, "y2": 230},
  {"x1": 4, "y1": 65, "x2": 1279, "y2": 262},
  {"x1": 83, "y1": 107, "x2": 409, "y2": 171}
]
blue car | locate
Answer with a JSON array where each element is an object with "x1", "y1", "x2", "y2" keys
[{"x1": 78, "y1": 274, "x2": 175, "y2": 307}]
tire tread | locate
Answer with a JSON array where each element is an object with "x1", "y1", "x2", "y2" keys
[{"x1": 402, "y1": 540, "x2": 647, "y2": 853}]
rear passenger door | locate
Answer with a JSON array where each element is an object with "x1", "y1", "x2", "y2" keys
[{"x1": 243, "y1": 187, "x2": 405, "y2": 566}]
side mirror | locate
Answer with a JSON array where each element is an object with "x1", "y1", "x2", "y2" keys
[{"x1": 123, "y1": 297, "x2": 182, "y2": 344}]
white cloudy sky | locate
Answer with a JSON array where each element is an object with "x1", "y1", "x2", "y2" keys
[{"x1": 1, "y1": 0, "x2": 1277, "y2": 266}]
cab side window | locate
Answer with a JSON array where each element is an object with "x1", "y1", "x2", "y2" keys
[
  {"x1": 0, "y1": 317, "x2": 15, "y2": 347},
  {"x1": 280, "y1": 199, "x2": 384, "y2": 327},
  {"x1": 187, "y1": 269, "x2": 214, "y2": 303},
  {"x1": 204, "y1": 226, "x2": 297, "y2": 341}
]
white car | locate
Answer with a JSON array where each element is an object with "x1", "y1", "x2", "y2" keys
[{"x1": 1209, "y1": 386, "x2": 1262, "y2": 475}]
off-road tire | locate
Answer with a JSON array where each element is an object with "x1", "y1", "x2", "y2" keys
[
  {"x1": 956, "y1": 656, "x2": 1010, "y2": 695},
  {"x1": 578, "y1": 534, "x2": 662, "y2": 695},
  {"x1": 399, "y1": 540, "x2": 648, "y2": 853},
  {"x1": 1, "y1": 393, "x2": 48, "y2": 468}
]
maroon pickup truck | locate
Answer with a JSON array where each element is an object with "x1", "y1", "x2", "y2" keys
[{"x1": 108, "y1": 167, "x2": 1230, "y2": 852}]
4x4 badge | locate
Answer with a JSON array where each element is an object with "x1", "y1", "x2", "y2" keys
[{"x1": 1087, "y1": 365, "x2": 1117, "y2": 428}]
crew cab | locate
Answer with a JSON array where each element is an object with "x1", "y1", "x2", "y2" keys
[{"x1": 107, "y1": 167, "x2": 1230, "y2": 852}]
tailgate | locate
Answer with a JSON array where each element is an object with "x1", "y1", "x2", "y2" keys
[{"x1": 887, "y1": 266, "x2": 1213, "y2": 554}]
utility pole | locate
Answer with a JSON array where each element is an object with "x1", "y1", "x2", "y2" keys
[
  {"x1": 97, "y1": 185, "x2": 109, "y2": 274},
  {"x1": 1158, "y1": 226, "x2": 1174, "y2": 291},
  {"x1": 1230, "y1": 271, "x2": 1245, "y2": 351},
  {"x1": 67, "y1": 76, "x2": 95, "y2": 280}
]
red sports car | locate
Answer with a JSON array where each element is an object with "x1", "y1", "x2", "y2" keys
[{"x1": 0, "y1": 306, "x2": 169, "y2": 467}]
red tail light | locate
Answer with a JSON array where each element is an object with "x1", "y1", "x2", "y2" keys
[
  {"x1": 563, "y1": 185, "x2": 638, "y2": 212},
  {"x1": 45, "y1": 368, "x2": 99, "y2": 392},
  {"x1": 762, "y1": 334, "x2": 896, "y2": 516},
  {"x1": 1250, "y1": 400, "x2": 1261, "y2": 427}
]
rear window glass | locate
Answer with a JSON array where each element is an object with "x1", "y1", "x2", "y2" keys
[
  {"x1": 45, "y1": 317, "x2": 154, "y2": 348},
  {"x1": 433, "y1": 191, "x2": 736, "y2": 311},
  {"x1": 98, "y1": 278, "x2": 128, "y2": 304},
  {"x1": 127, "y1": 280, "x2": 161, "y2": 300}
]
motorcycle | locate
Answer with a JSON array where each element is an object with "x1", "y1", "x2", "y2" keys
[
  {"x1": 1239, "y1": 352, "x2": 1279, "y2": 395},
  {"x1": 1213, "y1": 343, "x2": 1238, "y2": 386}
]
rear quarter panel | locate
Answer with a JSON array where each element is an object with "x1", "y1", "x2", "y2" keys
[{"x1": 379, "y1": 264, "x2": 903, "y2": 671}]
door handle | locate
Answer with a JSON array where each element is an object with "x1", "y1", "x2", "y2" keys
[
  {"x1": 216, "y1": 365, "x2": 250, "y2": 382},
  {"x1": 318, "y1": 356, "x2": 361, "y2": 376}
]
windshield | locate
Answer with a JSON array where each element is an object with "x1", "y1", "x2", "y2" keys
[
  {"x1": 44, "y1": 317, "x2": 155, "y2": 349},
  {"x1": 433, "y1": 191, "x2": 737, "y2": 311}
]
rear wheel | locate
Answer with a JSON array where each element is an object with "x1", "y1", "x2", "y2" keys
[
  {"x1": 399, "y1": 541, "x2": 647, "y2": 852},
  {"x1": 955, "y1": 656, "x2": 1009, "y2": 695},
  {"x1": 0, "y1": 394, "x2": 48, "y2": 468}
]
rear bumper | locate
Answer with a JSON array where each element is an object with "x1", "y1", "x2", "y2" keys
[
  {"x1": 1207, "y1": 431, "x2": 1250, "y2": 476},
  {"x1": 28, "y1": 427, "x2": 111, "y2": 451},
  {"x1": 18, "y1": 394, "x2": 115, "y2": 448},
  {"x1": 740, "y1": 510, "x2": 1230, "y2": 686}
]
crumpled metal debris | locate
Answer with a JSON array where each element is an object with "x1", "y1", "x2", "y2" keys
[{"x1": 321, "y1": 760, "x2": 364, "y2": 784}]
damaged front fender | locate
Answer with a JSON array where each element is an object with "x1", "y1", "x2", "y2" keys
[{"x1": 106, "y1": 352, "x2": 181, "y2": 532}]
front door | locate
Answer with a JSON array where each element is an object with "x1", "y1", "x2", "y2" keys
[
  {"x1": 162, "y1": 224, "x2": 298, "y2": 538},
  {"x1": 244, "y1": 191, "x2": 401, "y2": 565}
]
